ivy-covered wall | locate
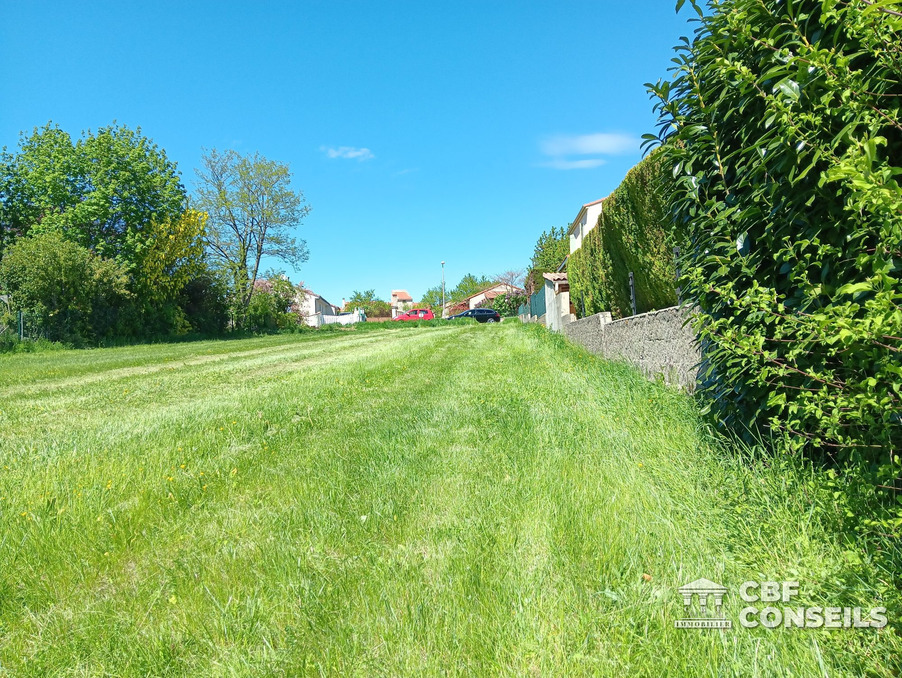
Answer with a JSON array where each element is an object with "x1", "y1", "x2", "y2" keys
[{"x1": 568, "y1": 147, "x2": 679, "y2": 320}]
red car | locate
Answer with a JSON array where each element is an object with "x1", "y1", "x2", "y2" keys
[{"x1": 393, "y1": 308, "x2": 435, "y2": 321}]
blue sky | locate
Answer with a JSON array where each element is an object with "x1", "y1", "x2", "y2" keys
[{"x1": 1, "y1": 1, "x2": 694, "y2": 306}]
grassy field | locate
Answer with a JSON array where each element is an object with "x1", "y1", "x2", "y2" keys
[{"x1": 0, "y1": 323, "x2": 899, "y2": 676}]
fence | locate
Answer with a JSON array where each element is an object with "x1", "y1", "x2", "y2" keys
[
  {"x1": 518, "y1": 289, "x2": 547, "y2": 319},
  {"x1": 0, "y1": 310, "x2": 47, "y2": 346},
  {"x1": 306, "y1": 309, "x2": 365, "y2": 328}
]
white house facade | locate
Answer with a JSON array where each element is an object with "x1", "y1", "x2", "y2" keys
[
  {"x1": 568, "y1": 198, "x2": 605, "y2": 254},
  {"x1": 298, "y1": 290, "x2": 340, "y2": 327}
]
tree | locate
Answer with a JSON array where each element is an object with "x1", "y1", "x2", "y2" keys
[
  {"x1": 0, "y1": 123, "x2": 224, "y2": 339},
  {"x1": 419, "y1": 285, "x2": 443, "y2": 309},
  {"x1": 527, "y1": 227, "x2": 568, "y2": 293},
  {"x1": 449, "y1": 273, "x2": 492, "y2": 303},
  {"x1": 494, "y1": 269, "x2": 525, "y2": 291},
  {"x1": 346, "y1": 289, "x2": 391, "y2": 317},
  {"x1": 194, "y1": 149, "x2": 310, "y2": 324},
  {"x1": 0, "y1": 148, "x2": 34, "y2": 259},
  {"x1": 2, "y1": 123, "x2": 186, "y2": 261},
  {"x1": 132, "y1": 209, "x2": 207, "y2": 310}
]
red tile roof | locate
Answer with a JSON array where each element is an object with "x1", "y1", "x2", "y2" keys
[
  {"x1": 392, "y1": 289, "x2": 413, "y2": 301},
  {"x1": 458, "y1": 283, "x2": 524, "y2": 303}
]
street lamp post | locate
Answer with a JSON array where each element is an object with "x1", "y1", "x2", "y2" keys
[{"x1": 441, "y1": 261, "x2": 446, "y2": 318}]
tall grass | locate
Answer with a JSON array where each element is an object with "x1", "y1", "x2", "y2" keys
[{"x1": 0, "y1": 323, "x2": 898, "y2": 675}]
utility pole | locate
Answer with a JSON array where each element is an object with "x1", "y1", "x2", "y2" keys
[{"x1": 441, "y1": 261, "x2": 446, "y2": 318}]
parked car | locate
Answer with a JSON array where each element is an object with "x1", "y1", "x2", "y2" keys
[
  {"x1": 446, "y1": 308, "x2": 501, "y2": 323},
  {"x1": 393, "y1": 308, "x2": 435, "y2": 321}
]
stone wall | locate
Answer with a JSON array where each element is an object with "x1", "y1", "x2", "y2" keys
[{"x1": 562, "y1": 306, "x2": 700, "y2": 391}]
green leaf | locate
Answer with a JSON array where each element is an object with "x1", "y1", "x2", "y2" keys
[
  {"x1": 774, "y1": 78, "x2": 800, "y2": 102},
  {"x1": 837, "y1": 282, "x2": 872, "y2": 295}
]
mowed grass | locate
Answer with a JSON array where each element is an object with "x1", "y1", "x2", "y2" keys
[{"x1": 0, "y1": 323, "x2": 899, "y2": 676}]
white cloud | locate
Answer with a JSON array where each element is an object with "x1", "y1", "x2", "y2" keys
[
  {"x1": 538, "y1": 132, "x2": 637, "y2": 170},
  {"x1": 540, "y1": 158, "x2": 608, "y2": 170},
  {"x1": 321, "y1": 145, "x2": 375, "y2": 161},
  {"x1": 541, "y1": 133, "x2": 637, "y2": 157}
]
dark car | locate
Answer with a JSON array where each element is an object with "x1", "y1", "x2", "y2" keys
[{"x1": 447, "y1": 308, "x2": 501, "y2": 323}]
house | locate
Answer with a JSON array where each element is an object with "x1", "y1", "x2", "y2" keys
[
  {"x1": 390, "y1": 289, "x2": 414, "y2": 319},
  {"x1": 568, "y1": 198, "x2": 605, "y2": 255},
  {"x1": 298, "y1": 289, "x2": 340, "y2": 327},
  {"x1": 444, "y1": 282, "x2": 525, "y2": 316}
]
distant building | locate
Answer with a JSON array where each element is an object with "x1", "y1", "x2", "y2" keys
[
  {"x1": 390, "y1": 289, "x2": 414, "y2": 319},
  {"x1": 298, "y1": 289, "x2": 340, "y2": 327},
  {"x1": 568, "y1": 198, "x2": 605, "y2": 254},
  {"x1": 444, "y1": 282, "x2": 524, "y2": 316}
]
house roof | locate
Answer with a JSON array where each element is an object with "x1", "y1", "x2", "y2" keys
[
  {"x1": 455, "y1": 282, "x2": 524, "y2": 304},
  {"x1": 302, "y1": 289, "x2": 336, "y2": 309},
  {"x1": 392, "y1": 289, "x2": 413, "y2": 301},
  {"x1": 542, "y1": 272, "x2": 568, "y2": 282}
]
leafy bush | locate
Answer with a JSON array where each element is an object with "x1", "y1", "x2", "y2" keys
[
  {"x1": 489, "y1": 292, "x2": 527, "y2": 317},
  {"x1": 181, "y1": 269, "x2": 229, "y2": 335},
  {"x1": 647, "y1": 0, "x2": 902, "y2": 461},
  {"x1": 345, "y1": 290, "x2": 392, "y2": 317},
  {"x1": 0, "y1": 232, "x2": 130, "y2": 342},
  {"x1": 0, "y1": 333, "x2": 65, "y2": 354},
  {"x1": 568, "y1": 147, "x2": 679, "y2": 319},
  {"x1": 245, "y1": 276, "x2": 301, "y2": 332},
  {"x1": 0, "y1": 122, "x2": 225, "y2": 342}
]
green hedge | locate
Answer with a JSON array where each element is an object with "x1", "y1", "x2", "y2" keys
[
  {"x1": 648, "y1": 0, "x2": 901, "y2": 463},
  {"x1": 568, "y1": 147, "x2": 679, "y2": 319}
]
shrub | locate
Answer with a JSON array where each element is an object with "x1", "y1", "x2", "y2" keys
[
  {"x1": 0, "y1": 232, "x2": 130, "y2": 342},
  {"x1": 647, "y1": 0, "x2": 902, "y2": 461},
  {"x1": 181, "y1": 270, "x2": 229, "y2": 335},
  {"x1": 568, "y1": 147, "x2": 679, "y2": 319},
  {"x1": 488, "y1": 292, "x2": 527, "y2": 317},
  {"x1": 245, "y1": 276, "x2": 301, "y2": 332},
  {"x1": 0, "y1": 333, "x2": 65, "y2": 354}
]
